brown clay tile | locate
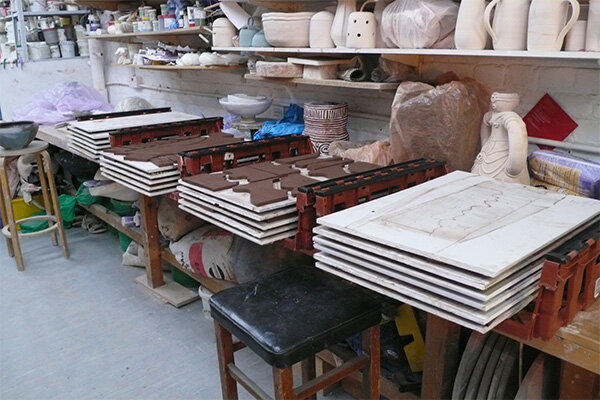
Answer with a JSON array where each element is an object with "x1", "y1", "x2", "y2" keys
[
  {"x1": 232, "y1": 180, "x2": 289, "y2": 206},
  {"x1": 279, "y1": 174, "x2": 319, "y2": 195},
  {"x1": 276, "y1": 153, "x2": 319, "y2": 165},
  {"x1": 307, "y1": 165, "x2": 349, "y2": 179},
  {"x1": 225, "y1": 166, "x2": 278, "y2": 182},
  {"x1": 347, "y1": 162, "x2": 380, "y2": 174},
  {"x1": 304, "y1": 158, "x2": 351, "y2": 171},
  {"x1": 183, "y1": 173, "x2": 239, "y2": 191},
  {"x1": 250, "y1": 162, "x2": 300, "y2": 177}
]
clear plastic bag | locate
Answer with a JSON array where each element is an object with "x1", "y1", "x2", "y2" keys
[
  {"x1": 12, "y1": 81, "x2": 112, "y2": 125},
  {"x1": 381, "y1": 0, "x2": 458, "y2": 48}
]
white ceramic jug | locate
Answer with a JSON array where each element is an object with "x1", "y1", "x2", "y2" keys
[
  {"x1": 527, "y1": 0, "x2": 580, "y2": 51},
  {"x1": 455, "y1": 0, "x2": 489, "y2": 50},
  {"x1": 346, "y1": 0, "x2": 376, "y2": 48},
  {"x1": 331, "y1": 0, "x2": 356, "y2": 47},
  {"x1": 484, "y1": 0, "x2": 530, "y2": 50},
  {"x1": 586, "y1": 0, "x2": 600, "y2": 50}
]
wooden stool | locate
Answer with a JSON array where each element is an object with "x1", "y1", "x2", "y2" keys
[
  {"x1": 210, "y1": 266, "x2": 381, "y2": 400},
  {"x1": 0, "y1": 141, "x2": 69, "y2": 270}
]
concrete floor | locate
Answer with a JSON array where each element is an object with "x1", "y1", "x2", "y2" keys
[{"x1": 0, "y1": 228, "x2": 354, "y2": 400}]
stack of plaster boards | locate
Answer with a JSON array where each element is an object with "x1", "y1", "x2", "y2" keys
[{"x1": 313, "y1": 171, "x2": 600, "y2": 333}]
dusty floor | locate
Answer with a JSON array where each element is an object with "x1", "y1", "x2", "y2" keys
[{"x1": 0, "y1": 228, "x2": 353, "y2": 400}]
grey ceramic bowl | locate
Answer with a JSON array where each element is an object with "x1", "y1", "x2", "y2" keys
[{"x1": 0, "y1": 121, "x2": 39, "y2": 150}]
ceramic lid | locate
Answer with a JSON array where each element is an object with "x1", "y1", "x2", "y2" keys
[{"x1": 213, "y1": 18, "x2": 235, "y2": 28}]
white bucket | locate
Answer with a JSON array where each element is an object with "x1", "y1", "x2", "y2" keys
[
  {"x1": 76, "y1": 39, "x2": 89, "y2": 56},
  {"x1": 27, "y1": 42, "x2": 51, "y2": 60},
  {"x1": 49, "y1": 44, "x2": 60, "y2": 58},
  {"x1": 198, "y1": 285, "x2": 214, "y2": 320},
  {"x1": 59, "y1": 40, "x2": 75, "y2": 57}
]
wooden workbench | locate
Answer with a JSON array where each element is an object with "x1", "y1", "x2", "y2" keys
[
  {"x1": 37, "y1": 125, "x2": 598, "y2": 398},
  {"x1": 36, "y1": 125, "x2": 233, "y2": 305}
]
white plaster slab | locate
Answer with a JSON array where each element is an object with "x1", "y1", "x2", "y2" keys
[
  {"x1": 67, "y1": 126, "x2": 111, "y2": 140},
  {"x1": 318, "y1": 171, "x2": 600, "y2": 278},
  {"x1": 70, "y1": 134, "x2": 111, "y2": 147},
  {"x1": 178, "y1": 180, "x2": 296, "y2": 213},
  {"x1": 313, "y1": 237, "x2": 543, "y2": 305},
  {"x1": 100, "y1": 167, "x2": 178, "y2": 191},
  {"x1": 315, "y1": 261, "x2": 538, "y2": 333},
  {"x1": 68, "y1": 111, "x2": 201, "y2": 133},
  {"x1": 178, "y1": 204, "x2": 296, "y2": 245},
  {"x1": 101, "y1": 151, "x2": 177, "y2": 174},
  {"x1": 179, "y1": 196, "x2": 297, "y2": 230},
  {"x1": 99, "y1": 156, "x2": 180, "y2": 179},
  {"x1": 314, "y1": 251, "x2": 539, "y2": 325},
  {"x1": 177, "y1": 185, "x2": 297, "y2": 221},
  {"x1": 100, "y1": 169, "x2": 177, "y2": 197},
  {"x1": 100, "y1": 157, "x2": 180, "y2": 185},
  {"x1": 68, "y1": 142, "x2": 101, "y2": 160}
]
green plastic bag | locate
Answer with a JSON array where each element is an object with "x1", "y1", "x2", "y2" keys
[
  {"x1": 106, "y1": 198, "x2": 136, "y2": 217},
  {"x1": 21, "y1": 195, "x2": 76, "y2": 233},
  {"x1": 75, "y1": 184, "x2": 100, "y2": 206}
]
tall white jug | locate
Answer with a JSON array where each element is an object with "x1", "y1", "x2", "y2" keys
[
  {"x1": 527, "y1": 0, "x2": 580, "y2": 51},
  {"x1": 455, "y1": 0, "x2": 489, "y2": 50},
  {"x1": 484, "y1": 0, "x2": 530, "y2": 50},
  {"x1": 586, "y1": 0, "x2": 600, "y2": 51}
]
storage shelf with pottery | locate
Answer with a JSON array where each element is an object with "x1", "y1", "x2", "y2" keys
[
  {"x1": 89, "y1": 26, "x2": 204, "y2": 40},
  {"x1": 115, "y1": 63, "x2": 245, "y2": 72},
  {"x1": 16, "y1": 10, "x2": 90, "y2": 17},
  {"x1": 245, "y1": 73, "x2": 399, "y2": 90},
  {"x1": 213, "y1": 46, "x2": 600, "y2": 61}
]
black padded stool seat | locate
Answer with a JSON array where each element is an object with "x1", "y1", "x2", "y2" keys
[{"x1": 210, "y1": 266, "x2": 382, "y2": 400}]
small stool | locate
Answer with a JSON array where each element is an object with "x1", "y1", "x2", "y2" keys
[
  {"x1": 0, "y1": 141, "x2": 69, "y2": 270},
  {"x1": 210, "y1": 266, "x2": 381, "y2": 400}
]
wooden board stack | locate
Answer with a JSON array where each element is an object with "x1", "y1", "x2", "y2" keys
[
  {"x1": 99, "y1": 134, "x2": 242, "y2": 197},
  {"x1": 66, "y1": 111, "x2": 203, "y2": 160},
  {"x1": 313, "y1": 171, "x2": 600, "y2": 333},
  {"x1": 177, "y1": 155, "x2": 381, "y2": 245}
]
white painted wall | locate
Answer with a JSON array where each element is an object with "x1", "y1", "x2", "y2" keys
[
  {"x1": 0, "y1": 57, "x2": 94, "y2": 120},
  {"x1": 101, "y1": 41, "x2": 599, "y2": 160}
]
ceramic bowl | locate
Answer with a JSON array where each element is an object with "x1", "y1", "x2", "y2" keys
[
  {"x1": 262, "y1": 12, "x2": 314, "y2": 47},
  {"x1": 219, "y1": 97, "x2": 273, "y2": 119},
  {"x1": 227, "y1": 93, "x2": 269, "y2": 104},
  {"x1": 0, "y1": 121, "x2": 39, "y2": 150}
]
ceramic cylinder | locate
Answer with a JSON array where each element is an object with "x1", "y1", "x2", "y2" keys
[
  {"x1": 586, "y1": 0, "x2": 600, "y2": 50},
  {"x1": 565, "y1": 20, "x2": 587, "y2": 50},
  {"x1": 455, "y1": 0, "x2": 488, "y2": 50},
  {"x1": 331, "y1": 0, "x2": 356, "y2": 47},
  {"x1": 527, "y1": 0, "x2": 580, "y2": 51},
  {"x1": 346, "y1": 11, "x2": 376, "y2": 48},
  {"x1": 484, "y1": 0, "x2": 530, "y2": 50},
  {"x1": 310, "y1": 11, "x2": 335, "y2": 48}
]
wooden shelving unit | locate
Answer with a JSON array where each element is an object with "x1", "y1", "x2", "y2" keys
[
  {"x1": 244, "y1": 73, "x2": 399, "y2": 91},
  {"x1": 89, "y1": 26, "x2": 204, "y2": 40},
  {"x1": 117, "y1": 63, "x2": 245, "y2": 72}
]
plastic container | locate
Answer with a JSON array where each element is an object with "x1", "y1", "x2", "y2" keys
[
  {"x1": 198, "y1": 286, "x2": 214, "y2": 320},
  {"x1": 49, "y1": 44, "x2": 61, "y2": 58},
  {"x1": 76, "y1": 39, "x2": 89, "y2": 56},
  {"x1": 57, "y1": 27, "x2": 67, "y2": 42},
  {"x1": 171, "y1": 266, "x2": 200, "y2": 288},
  {"x1": 59, "y1": 40, "x2": 75, "y2": 57},
  {"x1": 27, "y1": 42, "x2": 51, "y2": 60},
  {"x1": 42, "y1": 27, "x2": 59, "y2": 45},
  {"x1": 12, "y1": 196, "x2": 43, "y2": 223}
]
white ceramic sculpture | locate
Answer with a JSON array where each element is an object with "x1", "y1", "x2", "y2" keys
[
  {"x1": 484, "y1": 0, "x2": 530, "y2": 50},
  {"x1": 346, "y1": 0, "x2": 377, "y2": 48},
  {"x1": 455, "y1": 0, "x2": 489, "y2": 50},
  {"x1": 331, "y1": 0, "x2": 356, "y2": 47},
  {"x1": 471, "y1": 93, "x2": 530, "y2": 185},
  {"x1": 310, "y1": 11, "x2": 335, "y2": 48},
  {"x1": 586, "y1": 0, "x2": 600, "y2": 51},
  {"x1": 527, "y1": 0, "x2": 580, "y2": 51}
]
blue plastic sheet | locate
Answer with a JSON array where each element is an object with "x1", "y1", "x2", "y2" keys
[{"x1": 253, "y1": 104, "x2": 304, "y2": 140}]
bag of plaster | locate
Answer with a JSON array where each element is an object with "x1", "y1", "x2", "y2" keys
[
  {"x1": 381, "y1": 0, "x2": 458, "y2": 48},
  {"x1": 329, "y1": 140, "x2": 394, "y2": 166},
  {"x1": 157, "y1": 197, "x2": 205, "y2": 242},
  {"x1": 528, "y1": 150, "x2": 600, "y2": 199},
  {"x1": 388, "y1": 79, "x2": 489, "y2": 172}
]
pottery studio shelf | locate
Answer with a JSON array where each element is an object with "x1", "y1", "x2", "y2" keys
[
  {"x1": 213, "y1": 46, "x2": 600, "y2": 62},
  {"x1": 89, "y1": 26, "x2": 204, "y2": 40},
  {"x1": 116, "y1": 63, "x2": 245, "y2": 72},
  {"x1": 16, "y1": 10, "x2": 90, "y2": 17},
  {"x1": 244, "y1": 73, "x2": 399, "y2": 90}
]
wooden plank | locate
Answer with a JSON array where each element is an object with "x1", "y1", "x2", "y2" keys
[
  {"x1": 293, "y1": 355, "x2": 368, "y2": 399},
  {"x1": 244, "y1": 73, "x2": 400, "y2": 91},
  {"x1": 215, "y1": 322, "x2": 239, "y2": 400},
  {"x1": 228, "y1": 364, "x2": 272, "y2": 400},
  {"x1": 89, "y1": 26, "x2": 204, "y2": 40},
  {"x1": 421, "y1": 313, "x2": 462, "y2": 400},
  {"x1": 79, "y1": 202, "x2": 145, "y2": 245},
  {"x1": 140, "y1": 195, "x2": 164, "y2": 288},
  {"x1": 134, "y1": 274, "x2": 198, "y2": 307},
  {"x1": 559, "y1": 361, "x2": 600, "y2": 399}
]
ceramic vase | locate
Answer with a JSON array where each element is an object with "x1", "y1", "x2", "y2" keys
[
  {"x1": 527, "y1": 0, "x2": 580, "y2": 51},
  {"x1": 586, "y1": 0, "x2": 600, "y2": 50},
  {"x1": 331, "y1": 0, "x2": 356, "y2": 47},
  {"x1": 346, "y1": 0, "x2": 376, "y2": 48},
  {"x1": 455, "y1": 0, "x2": 489, "y2": 50},
  {"x1": 484, "y1": 0, "x2": 530, "y2": 50},
  {"x1": 565, "y1": 20, "x2": 587, "y2": 50}
]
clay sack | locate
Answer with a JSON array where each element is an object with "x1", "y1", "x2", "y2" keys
[
  {"x1": 158, "y1": 197, "x2": 205, "y2": 242},
  {"x1": 389, "y1": 79, "x2": 489, "y2": 172},
  {"x1": 381, "y1": 0, "x2": 458, "y2": 48},
  {"x1": 329, "y1": 140, "x2": 394, "y2": 166}
]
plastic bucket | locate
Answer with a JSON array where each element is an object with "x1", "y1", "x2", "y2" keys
[
  {"x1": 59, "y1": 40, "x2": 75, "y2": 57},
  {"x1": 27, "y1": 42, "x2": 51, "y2": 60},
  {"x1": 49, "y1": 44, "x2": 60, "y2": 58},
  {"x1": 42, "y1": 28, "x2": 58, "y2": 45},
  {"x1": 77, "y1": 39, "x2": 89, "y2": 56}
]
